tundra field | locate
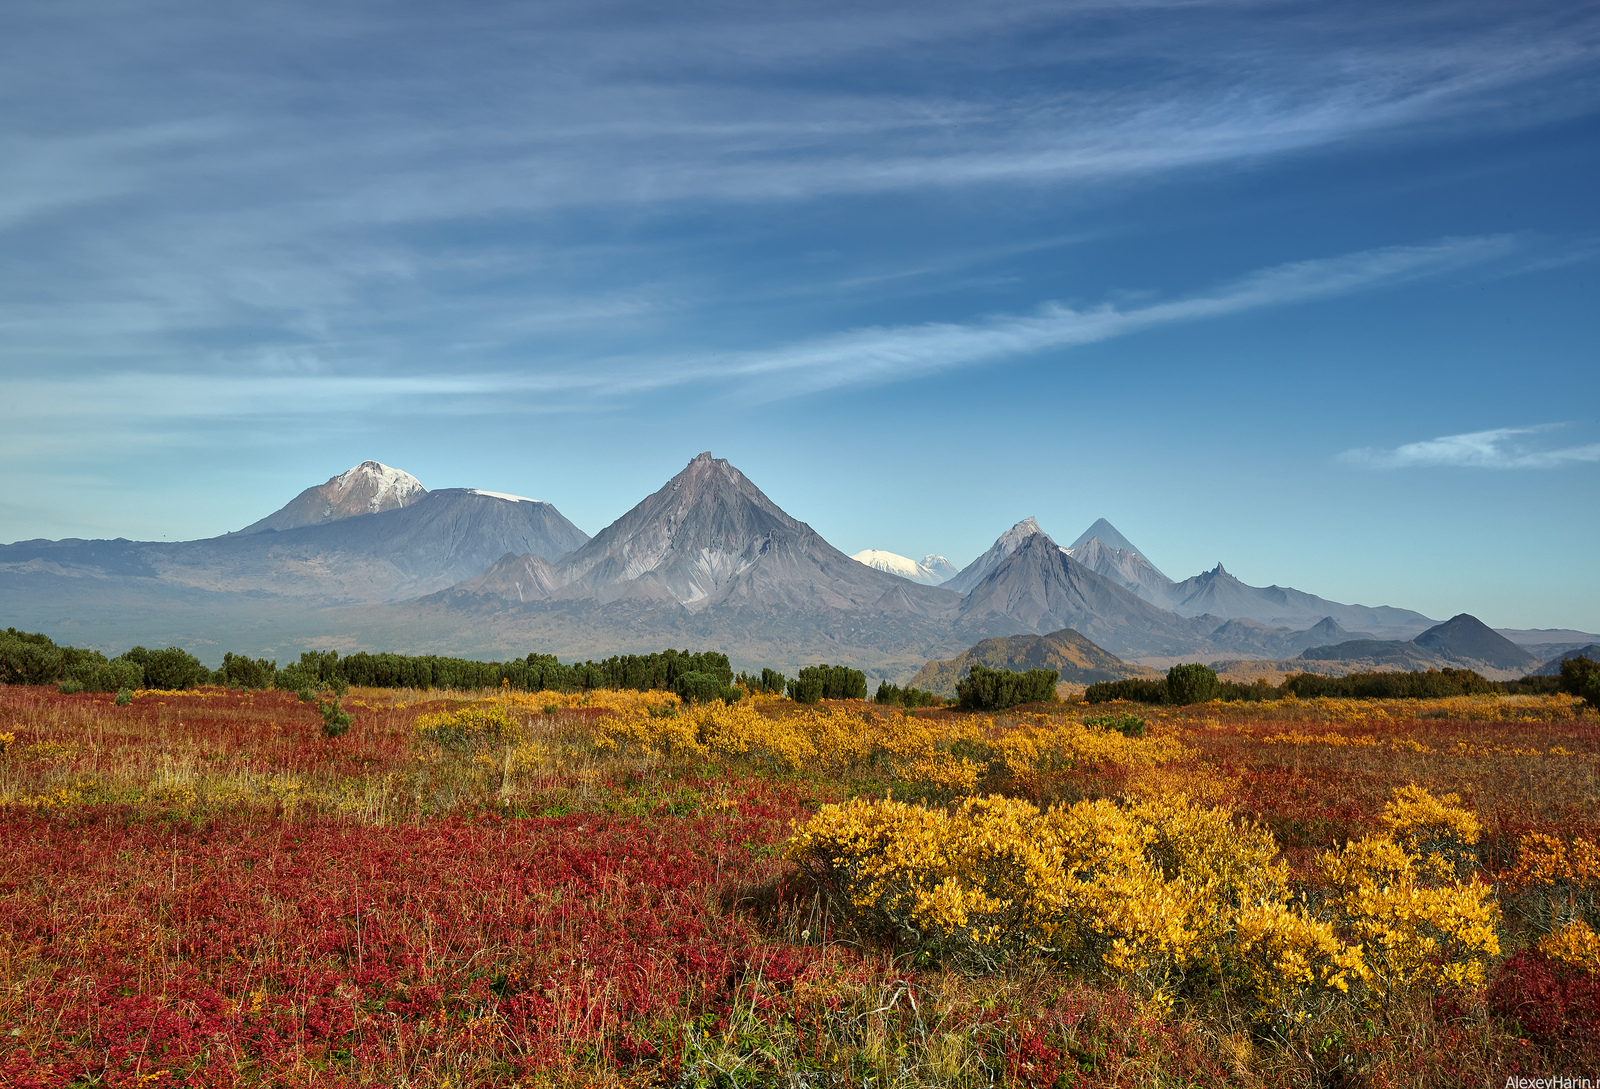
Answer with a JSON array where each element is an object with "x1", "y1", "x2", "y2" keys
[{"x1": 1, "y1": 684, "x2": 1597, "y2": 1087}]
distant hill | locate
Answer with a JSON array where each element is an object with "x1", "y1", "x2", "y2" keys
[
  {"x1": 908, "y1": 627, "x2": 1147, "y2": 697},
  {"x1": 235, "y1": 461, "x2": 426, "y2": 534},
  {"x1": 1296, "y1": 613, "x2": 1541, "y2": 679},
  {"x1": 1298, "y1": 639, "x2": 1449, "y2": 672},
  {"x1": 1207, "y1": 615, "x2": 1368, "y2": 658},
  {"x1": 1413, "y1": 613, "x2": 1539, "y2": 673},
  {"x1": 922, "y1": 555, "x2": 958, "y2": 582},
  {"x1": 416, "y1": 453, "x2": 967, "y2": 679},
  {"x1": 1534, "y1": 645, "x2": 1600, "y2": 676}
]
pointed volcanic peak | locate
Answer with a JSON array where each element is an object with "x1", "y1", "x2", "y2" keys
[
  {"x1": 954, "y1": 531, "x2": 1214, "y2": 659},
  {"x1": 851, "y1": 549, "x2": 946, "y2": 586},
  {"x1": 922, "y1": 554, "x2": 958, "y2": 582},
  {"x1": 1067, "y1": 535, "x2": 1175, "y2": 606},
  {"x1": 550, "y1": 453, "x2": 960, "y2": 615},
  {"x1": 237, "y1": 461, "x2": 427, "y2": 534},
  {"x1": 1068, "y1": 518, "x2": 1146, "y2": 558},
  {"x1": 943, "y1": 517, "x2": 1048, "y2": 594},
  {"x1": 1413, "y1": 613, "x2": 1540, "y2": 672}
]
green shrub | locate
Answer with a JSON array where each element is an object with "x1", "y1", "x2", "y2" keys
[
  {"x1": 1083, "y1": 677, "x2": 1167, "y2": 704},
  {"x1": 956, "y1": 664, "x2": 1059, "y2": 711},
  {"x1": 1559, "y1": 655, "x2": 1600, "y2": 709},
  {"x1": 1166, "y1": 663, "x2": 1220, "y2": 705},
  {"x1": 57, "y1": 679, "x2": 85, "y2": 695},
  {"x1": 114, "y1": 688, "x2": 132, "y2": 707},
  {"x1": 218, "y1": 651, "x2": 277, "y2": 690},
  {"x1": 675, "y1": 670, "x2": 741, "y2": 705},
  {"x1": 121, "y1": 645, "x2": 207, "y2": 690},
  {"x1": 1284, "y1": 668, "x2": 1495, "y2": 699},
  {"x1": 789, "y1": 674, "x2": 825, "y2": 704},
  {"x1": 735, "y1": 667, "x2": 788, "y2": 695},
  {"x1": 873, "y1": 681, "x2": 944, "y2": 708},
  {"x1": 319, "y1": 696, "x2": 353, "y2": 740},
  {"x1": 0, "y1": 628, "x2": 66, "y2": 685},
  {"x1": 788, "y1": 664, "x2": 867, "y2": 703},
  {"x1": 1083, "y1": 711, "x2": 1146, "y2": 737}
]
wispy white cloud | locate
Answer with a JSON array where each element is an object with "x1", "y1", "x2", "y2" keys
[
  {"x1": 1341, "y1": 425, "x2": 1600, "y2": 469},
  {"x1": 0, "y1": 233, "x2": 1518, "y2": 427},
  {"x1": 621, "y1": 234, "x2": 1518, "y2": 398}
]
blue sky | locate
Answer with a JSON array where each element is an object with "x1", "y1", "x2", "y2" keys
[{"x1": 2, "y1": 0, "x2": 1597, "y2": 630}]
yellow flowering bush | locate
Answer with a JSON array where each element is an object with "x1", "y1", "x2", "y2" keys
[
  {"x1": 415, "y1": 704, "x2": 523, "y2": 753},
  {"x1": 1233, "y1": 900, "x2": 1369, "y2": 1024},
  {"x1": 1318, "y1": 833, "x2": 1501, "y2": 993},
  {"x1": 1500, "y1": 832, "x2": 1600, "y2": 935},
  {"x1": 789, "y1": 791, "x2": 1349, "y2": 1009},
  {"x1": 1379, "y1": 783, "x2": 1481, "y2": 881},
  {"x1": 1534, "y1": 919, "x2": 1600, "y2": 972},
  {"x1": 587, "y1": 699, "x2": 1184, "y2": 798}
]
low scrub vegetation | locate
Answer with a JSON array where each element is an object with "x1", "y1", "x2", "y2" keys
[{"x1": 1, "y1": 651, "x2": 1596, "y2": 1086}]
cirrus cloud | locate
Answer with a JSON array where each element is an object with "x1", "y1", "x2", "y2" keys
[{"x1": 1340, "y1": 425, "x2": 1600, "y2": 469}]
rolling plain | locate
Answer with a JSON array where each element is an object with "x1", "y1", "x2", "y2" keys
[{"x1": 2, "y1": 679, "x2": 1596, "y2": 1087}]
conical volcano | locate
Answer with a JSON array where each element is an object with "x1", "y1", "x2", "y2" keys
[{"x1": 549, "y1": 453, "x2": 959, "y2": 615}]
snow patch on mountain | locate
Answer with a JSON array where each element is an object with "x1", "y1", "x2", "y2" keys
[
  {"x1": 469, "y1": 489, "x2": 537, "y2": 503},
  {"x1": 335, "y1": 461, "x2": 427, "y2": 512},
  {"x1": 851, "y1": 549, "x2": 946, "y2": 585}
]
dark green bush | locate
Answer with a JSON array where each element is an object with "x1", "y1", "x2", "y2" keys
[
  {"x1": 1559, "y1": 655, "x2": 1600, "y2": 709},
  {"x1": 1284, "y1": 668, "x2": 1495, "y2": 699},
  {"x1": 789, "y1": 674, "x2": 825, "y2": 704},
  {"x1": 956, "y1": 664, "x2": 1059, "y2": 711},
  {"x1": 736, "y1": 668, "x2": 788, "y2": 695},
  {"x1": 319, "y1": 696, "x2": 353, "y2": 739},
  {"x1": 218, "y1": 651, "x2": 277, "y2": 690},
  {"x1": 788, "y1": 664, "x2": 867, "y2": 703},
  {"x1": 1166, "y1": 663, "x2": 1221, "y2": 705},
  {"x1": 1083, "y1": 711, "x2": 1147, "y2": 737},
  {"x1": 120, "y1": 645, "x2": 207, "y2": 690},
  {"x1": 674, "y1": 670, "x2": 741, "y2": 705},
  {"x1": 874, "y1": 681, "x2": 944, "y2": 709},
  {"x1": 1083, "y1": 677, "x2": 1168, "y2": 704}
]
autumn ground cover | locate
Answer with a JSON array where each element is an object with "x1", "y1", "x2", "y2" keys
[{"x1": 1, "y1": 683, "x2": 1597, "y2": 1087}]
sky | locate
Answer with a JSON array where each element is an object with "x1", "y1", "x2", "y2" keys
[{"x1": 2, "y1": 0, "x2": 1597, "y2": 631}]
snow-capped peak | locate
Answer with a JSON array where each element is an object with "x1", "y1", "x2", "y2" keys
[
  {"x1": 850, "y1": 549, "x2": 947, "y2": 586},
  {"x1": 333, "y1": 461, "x2": 427, "y2": 513},
  {"x1": 469, "y1": 489, "x2": 537, "y2": 504}
]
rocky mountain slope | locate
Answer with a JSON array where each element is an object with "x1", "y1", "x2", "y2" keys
[
  {"x1": 0, "y1": 483, "x2": 589, "y2": 604},
  {"x1": 942, "y1": 518, "x2": 1046, "y2": 594},
  {"x1": 1066, "y1": 535, "x2": 1175, "y2": 604},
  {"x1": 235, "y1": 461, "x2": 427, "y2": 534},
  {"x1": 952, "y1": 530, "x2": 1217, "y2": 658},
  {"x1": 1534, "y1": 645, "x2": 1600, "y2": 675}
]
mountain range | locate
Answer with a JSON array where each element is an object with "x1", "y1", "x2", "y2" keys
[{"x1": 2, "y1": 454, "x2": 1590, "y2": 681}]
